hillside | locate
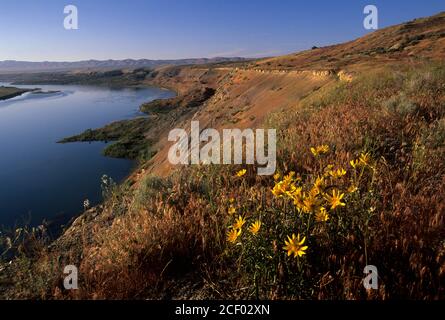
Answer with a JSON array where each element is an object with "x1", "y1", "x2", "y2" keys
[
  {"x1": 135, "y1": 13, "x2": 445, "y2": 173},
  {"x1": 1, "y1": 12, "x2": 444, "y2": 300}
]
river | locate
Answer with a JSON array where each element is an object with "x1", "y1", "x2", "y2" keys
[{"x1": 0, "y1": 83, "x2": 174, "y2": 228}]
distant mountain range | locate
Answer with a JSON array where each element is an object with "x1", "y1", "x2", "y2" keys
[{"x1": 0, "y1": 57, "x2": 247, "y2": 73}]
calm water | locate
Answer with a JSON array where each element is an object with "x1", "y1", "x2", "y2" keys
[{"x1": 0, "y1": 83, "x2": 174, "y2": 228}]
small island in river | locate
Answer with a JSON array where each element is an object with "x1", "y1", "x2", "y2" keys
[
  {"x1": 0, "y1": 86, "x2": 62, "y2": 101},
  {"x1": 0, "y1": 86, "x2": 33, "y2": 100}
]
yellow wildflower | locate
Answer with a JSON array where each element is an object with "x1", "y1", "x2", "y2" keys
[
  {"x1": 293, "y1": 195, "x2": 305, "y2": 210},
  {"x1": 350, "y1": 159, "x2": 360, "y2": 169},
  {"x1": 233, "y1": 216, "x2": 246, "y2": 230},
  {"x1": 319, "y1": 145, "x2": 330, "y2": 153},
  {"x1": 227, "y1": 228, "x2": 241, "y2": 243},
  {"x1": 310, "y1": 147, "x2": 318, "y2": 157},
  {"x1": 311, "y1": 145, "x2": 330, "y2": 157},
  {"x1": 325, "y1": 189, "x2": 346, "y2": 210},
  {"x1": 236, "y1": 169, "x2": 247, "y2": 177},
  {"x1": 273, "y1": 173, "x2": 280, "y2": 181},
  {"x1": 313, "y1": 176, "x2": 324, "y2": 191},
  {"x1": 271, "y1": 182, "x2": 283, "y2": 197},
  {"x1": 283, "y1": 171, "x2": 296, "y2": 181},
  {"x1": 359, "y1": 153, "x2": 371, "y2": 166},
  {"x1": 272, "y1": 178, "x2": 296, "y2": 197},
  {"x1": 228, "y1": 206, "x2": 236, "y2": 215},
  {"x1": 329, "y1": 168, "x2": 347, "y2": 178},
  {"x1": 302, "y1": 193, "x2": 318, "y2": 213},
  {"x1": 309, "y1": 186, "x2": 320, "y2": 197},
  {"x1": 315, "y1": 207, "x2": 329, "y2": 222},
  {"x1": 308, "y1": 177, "x2": 324, "y2": 198},
  {"x1": 289, "y1": 186, "x2": 302, "y2": 198},
  {"x1": 283, "y1": 233, "x2": 308, "y2": 258},
  {"x1": 272, "y1": 181, "x2": 287, "y2": 197},
  {"x1": 248, "y1": 220, "x2": 262, "y2": 235},
  {"x1": 290, "y1": 187, "x2": 304, "y2": 209}
]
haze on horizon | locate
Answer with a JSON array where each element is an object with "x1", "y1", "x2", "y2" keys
[{"x1": 0, "y1": 0, "x2": 443, "y2": 62}]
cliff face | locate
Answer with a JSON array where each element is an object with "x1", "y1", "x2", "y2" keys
[{"x1": 143, "y1": 67, "x2": 333, "y2": 176}]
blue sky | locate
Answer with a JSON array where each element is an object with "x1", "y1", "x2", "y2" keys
[{"x1": 0, "y1": 0, "x2": 443, "y2": 61}]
